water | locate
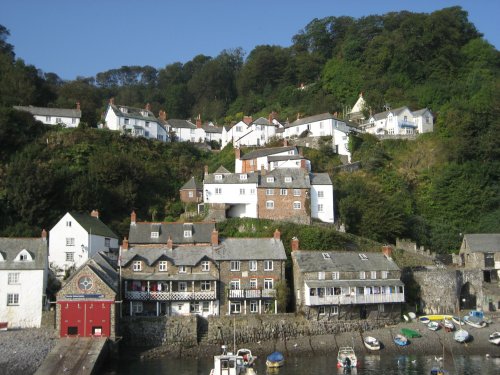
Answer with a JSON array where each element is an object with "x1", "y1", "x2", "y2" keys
[{"x1": 102, "y1": 352, "x2": 500, "y2": 374}]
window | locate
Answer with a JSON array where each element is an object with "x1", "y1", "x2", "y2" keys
[
  {"x1": 319, "y1": 122, "x2": 324, "y2": 129},
  {"x1": 132, "y1": 301, "x2": 143, "y2": 314},
  {"x1": 65, "y1": 252, "x2": 74, "y2": 262},
  {"x1": 318, "y1": 306, "x2": 325, "y2": 315},
  {"x1": 250, "y1": 188, "x2": 256, "y2": 195},
  {"x1": 284, "y1": 177, "x2": 292, "y2": 183},
  {"x1": 250, "y1": 300, "x2": 258, "y2": 313},
  {"x1": 215, "y1": 188, "x2": 222, "y2": 195},
  {"x1": 151, "y1": 231, "x2": 159, "y2": 238},
  {"x1": 19, "y1": 253, "x2": 28, "y2": 261},
  {"x1": 230, "y1": 302, "x2": 241, "y2": 314},
  {"x1": 266, "y1": 177, "x2": 275, "y2": 183},
  {"x1": 359, "y1": 271, "x2": 366, "y2": 280},
  {"x1": 371, "y1": 271, "x2": 377, "y2": 279},
  {"x1": 46, "y1": 116, "x2": 51, "y2": 122},
  {"x1": 230, "y1": 261, "x2": 240, "y2": 271},
  {"x1": 159, "y1": 261, "x2": 168, "y2": 271},
  {"x1": 280, "y1": 188, "x2": 287, "y2": 196},
  {"x1": 425, "y1": 116, "x2": 430, "y2": 124},
  {"x1": 178, "y1": 282, "x2": 187, "y2": 292},
  {"x1": 66, "y1": 238, "x2": 75, "y2": 246},
  {"x1": 235, "y1": 126, "x2": 242, "y2": 132},
  {"x1": 317, "y1": 204, "x2": 324, "y2": 212},
  {"x1": 201, "y1": 261, "x2": 210, "y2": 271},
  {"x1": 293, "y1": 189, "x2": 301, "y2": 196},
  {"x1": 145, "y1": 131, "x2": 150, "y2": 137},
  {"x1": 66, "y1": 221, "x2": 72, "y2": 227},
  {"x1": 8, "y1": 273, "x2": 19, "y2": 284},
  {"x1": 358, "y1": 253, "x2": 368, "y2": 260},
  {"x1": 239, "y1": 188, "x2": 245, "y2": 195},
  {"x1": 250, "y1": 279, "x2": 257, "y2": 289},
  {"x1": 249, "y1": 260, "x2": 257, "y2": 271},
  {"x1": 318, "y1": 272, "x2": 325, "y2": 280},
  {"x1": 7, "y1": 294, "x2": 19, "y2": 306},
  {"x1": 179, "y1": 265, "x2": 187, "y2": 273},
  {"x1": 105, "y1": 238, "x2": 110, "y2": 247},
  {"x1": 201, "y1": 281, "x2": 211, "y2": 291},
  {"x1": 332, "y1": 272, "x2": 339, "y2": 280},
  {"x1": 133, "y1": 261, "x2": 142, "y2": 272},
  {"x1": 331, "y1": 306, "x2": 339, "y2": 315},
  {"x1": 317, "y1": 191, "x2": 324, "y2": 198},
  {"x1": 240, "y1": 174, "x2": 247, "y2": 180},
  {"x1": 230, "y1": 280, "x2": 240, "y2": 290},
  {"x1": 124, "y1": 118, "x2": 129, "y2": 125},
  {"x1": 145, "y1": 121, "x2": 150, "y2": 127},
  {"x1": 184, "y1": 230, "x2": 192, "y2": 238},
  {"x1": 382, "y1": 271, "x2": 388, "y2": 279},
  {"x1": 202, "y1": 301, "x2": 210, "y2": 312},
  {"x1": 322, "y1": 253, "x2": 330, "y2": 259},
  {"x1": 190, "y1": 302, "x2": 200, "y2": 313},
  {"x1": 265, "y1": 189, "x2": 274, "y2": 195},
  {"x1": 293, "y1": 202, "x2": 301, "y2": 209},
  {"x1": 264, "y1": 279, "x2": 273, "y2": 289},
  {"x1": 264, "y1": 260, "x2": 273, "y2": 271},
  {"x1": 215, "y1": 174, "x2": 223, "y2": 180},
  {"x1": 264, "y1": 301, "x2": 272, "y2": 313},
  {"x1": 266, "y1": 201, "x2": 274, "y2": 209}
]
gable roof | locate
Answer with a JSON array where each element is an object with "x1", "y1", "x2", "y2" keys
[
  {"x1": 240, "y1": 146, "x2": 297, "y2": 160},
  {"x1": 287, "y1": 113, "x2": 340, "y2": 128},
  {"x1": 0, "y1": 237, "x2": 48, "y2": 270},
  {"x1": 68, "y1": 212, "x2": 118, "y2": 239},
  {"x1": 349, "y1": 93, "x2": 366, "y2": 115},
  {"x1": 204, "y1": 171, "x2": 259, "y2": 185},
  {"x1": 108, "y1": 104, "x2": 157, "y2": 122},
  {"x1": 216, "y1": 237, "x2": 287, "y2": 261},
  {"x1": 166, "y1": 119, "x2": 196, "y2": 129},
  {"x1": 310, "y1": 173, "x2": 332, "y2": 185},
  {"x1": 251, "y1": 117, "x2": 274, "y2": 126},
  {"x1": 293, "y1": 250, "x2": 400, "y2": 273},
  {"x1": 370, "y1": 106, "x2": 409, "y2": 121},
  {"x1": 259, "y1": 168, "x2": 310, "y2": 189},
  {"x1": 180, "y1": 176, "x2": 202, "y2": 190},
  {"x1": 412, "y1": 108, "x2": 432, "y2": 117},
  {"x1": 14, "y1": 105, "x2": 81, "y2": 119},
  {"x1": 214, "y1": 166, "x2": 231, "y2": 174},
  {"x1": 462, "y1": 234, "x2": 500, "y2": 253},
  {"x1": 128, "y1": 222, "x2": 216, "y2": 245}
]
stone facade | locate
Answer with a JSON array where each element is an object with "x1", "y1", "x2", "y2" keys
[
  {"x1": 179, "y1": 188, "x2": 203, "y2": 204},
  {"x1": 257, "y1": 186, "x2": 310, "y2": 224}
]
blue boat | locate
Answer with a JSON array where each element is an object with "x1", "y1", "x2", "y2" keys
[
  {"x1": 266, "y1": 351, "x2": 285, "y2": 368},
  {"x1": 394, "y1": 334, "x2": 409, "y2": 346}
]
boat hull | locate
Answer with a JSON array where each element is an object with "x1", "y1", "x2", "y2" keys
[
  {"x1": 337, "y1": 347, "x2": 357, "y2": 368},
  {"x1": 454, "y1": 329, "x2": 469, "y2": 343},
  {"x1": 393, "y1": 334, "x2": 408, "y2": 346},
  {"x1": 488, "y1": 332, "x2": 500, "y2": 345},
  {"x1": 464, "y1": 316, "x2": 487, "y2": 328},
  {"x1": 266, "y1": 352, "x2": 284, "y2": 368},
  {"x1": 363, "y1": 337, "x2": 381, "y2": 351}
]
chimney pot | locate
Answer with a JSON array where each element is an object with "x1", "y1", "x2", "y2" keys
[
  {"x1": 273, "y1": 229, "x2": 281, "y2": 241},
  {"x1": 76, "y1": 102, "x2": 81, "y2": 111},
  {"x1": 122, "y1": 237, "x2": 129, "y2": 251},
  {"x1": 41, "y1": 229, "x2": 47, "y2": 241},
  {"x1": 234, "y1": 147, "x2": 241, "y2": 159},
  {"x1": 196, "y1": 114, "x2": 202, "y2": 128},
  {"x1": 204, "y1": 165, "x2": 209, "y2": 175},
  {"x1": 145, "y1": 103, "x2": 151, "y2": 111},
  {"x1": 291, "y1": 237, "x2": 299, "y2": 251},
  {"x1": 211, "y1": 228, "x2": 219, "y2": 246},
  {"x1": 382, "y1": 245, "x2": 393, "y2": 258},
  {"x1": 109, "y1": 97, "x2": 115, "y2": 105},
  {"x1": 91, "y1": 209, "x2": 99, "y2": 218},
  {"x1": 131, "y1": 211, "x2": 137, "y2": 225},
  {"x1": 167, "y1": 236, "x2": 173, "y2": 250}
]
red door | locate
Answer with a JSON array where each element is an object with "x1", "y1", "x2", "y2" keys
[{"x1": 59, "y1": 301, "x2": 112, "y2": 337}]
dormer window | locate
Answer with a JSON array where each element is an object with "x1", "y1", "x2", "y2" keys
[
  {"x1": 151, "y1": 231, "x2": 159, "y2": 238},
  {"x1": 215, "y1": 174, "x2": 223, "y2": 180},
  {"x1": 284, "y1": 177, "x2": 292, "y2": 183},
  {"x1": 358, "y1": 254, "x2": 368, "y2": 260},
  {"x1": 120, "y1": 107, "x2": 128, "y2": 114},
  {"x1": 266, "y1": 177, "x2": 274, "y2": 183},
  {"x1": 142, "y1": 110, "x2": 149, "y2": 117},
  {"x1": 240, "y1": 174, "x2": 247, "y2": 180},
  {"x1": 184, "y1": 230, "x2": 192, "y2": 238},
  {"x1": 322, "y1": 253, "x2": 330, "y2": 259},
  {"x1": 17, "y1": 250, "x2": 32, "y2": 262}
]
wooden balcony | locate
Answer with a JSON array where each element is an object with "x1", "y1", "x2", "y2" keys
[{"x1": 228, "y1": 289, "x2": 276, "y2": 299}]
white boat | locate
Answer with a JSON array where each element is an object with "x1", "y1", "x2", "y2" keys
[
  {"x1": 464, "y1": 315, "x2": 487, "y2": 328},
  {"x1": 408, "y1": 312, "x2": 417, "y2": 320},
  {"x1": 428, "y1": 321, "x2": 441, "y2": 331},
  {"x1": 363, "y1": 336, "x2": 381, "y2": 351},
  {"x1": 209, "y1": 346, "x2": 256, "y2": 375},
  {"x1": 454, "y1": 329, "x2": 469, "y2": 343},
  {"x1": 337, "y1": 346, "x2": 357, "y2": 368},
  {"x1": 236, "y1": 348, "x2": 256, "y2": 367},
  {"x1": 451, "y1": 316, "x2": 464, "y2": 326},
  {"x1": 488, "y1": 332, "x2": 500, "y2": 345}
]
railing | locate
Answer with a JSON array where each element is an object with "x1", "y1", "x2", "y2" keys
[
  {"x1": 125, "y1": 290, "x2": 216, "y2": 301},
  {"x1": 306, "y1": 293, "x2": 404, "y2": 306},
  {"x1": 228, "y1": 289, "x2": 276, "y2": 299}
]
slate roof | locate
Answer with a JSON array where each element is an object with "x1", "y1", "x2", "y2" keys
[
  {"x1": 128, "y1": 222, "x2": 216, "y2": 245},
  {"x1": 310, "y1": 173, "x2": 332, "y2": 185},
  {"x1": 370, "y1": 106, "x2": 409, "y2": 121},
  {"x1": 69, "y1": 212, "x2": 118, "y2": 239},
  {"x1": 287, "y1": 113, "x2": 339, "y2": 128},
  {"x1": 167, "y1": 119, "x2": 196, "y2": 129},
  {"x1": 293, "y1": 251, "x2": 400, "y2": 273},
  {"x1": 0, "y1": 237, "x2": 48, "y2": 270},
  {"x1": 240, "y1": 146, "x2": 297, "y2": 160},
  {"x1": 214, "y1": 166, "x2": 231, "y2": 174},
  {"x1": 204, "y1": 171, "x2": 259, "y2": 185},
  {"x1": 412, "y1": 108, "x2": 432, "y2": 117},
  {"x1": 259, "y1": 168, "x2": 310, "y2": 189},
  {"x1": 180, "y1": 176, "x2": 202, "y2": 190},
  {"x1": 267, "y1": 155, "x2": 304, "y2": 162},
  {"x1": 109, "y1": 104, "x2": 156, "y2": 122},
  {"x1": 252, "y1": 117, "x2": 274, "y2": 126},
  {"x1": 463, "y1": 234, "x2": 500, "y2": 253},
  {"x1": 121, "y1": 245, "x2": 215, "y2": 266},
  {"x1": 14, "y1": 105, "x2": 81, "y2": 118},
  {"x1": 203, "y1": 125, "x2": 223, "y2": 133},
  {"x1": 216, "y1": 238, "x2": 287, "y2": 261}
]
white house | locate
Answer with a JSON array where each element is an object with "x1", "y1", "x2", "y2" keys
[
  {"x1": 222, "y1": 114, "x2": 282, "y2": 149},
  {"x1": 360, "y1": 106, "x2": 434, "y2": 136},
  {"x1": 166, "y1": 115, "x2": 222, "y2": 144},
  {"x1": 14, "y1": 103, "x2": 82, "y2": 128},
  {"x1": 49, "y1": 211, "x2": 119, "y2": 276},
  {"x1": 0, "y1": 232, "x2": 48, "y2": 328},
  {"x1": 102, "y1": 99, "x2": 168, "y2": 142},
  {"x1": 234, "y1": 145, "x2": 311, "y2": 173},
  {"x1": 310, "y1": 173, "x2": 335, "y2": 223},
  {"x1": 347, "y1": 92, "x2": 367, "y2": 124}
]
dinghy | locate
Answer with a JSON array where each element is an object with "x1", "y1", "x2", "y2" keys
[
  {"x1": 454, "y1": 329, "x2": 469, "y2": 343},
  {"x1": 363, "y1": 336, "x2": 381, "y2": 351}
]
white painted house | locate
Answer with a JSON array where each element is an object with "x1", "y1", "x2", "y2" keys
[
  {"x1": 14, "y1": 103, "x2": 82, "y2": 128},
  {"x1": 360, "y1": 106, "x2": 434, "y2": 136},
  {"x1": 234, "y1": 145, "x2": 311, "y2": 173},
  {"x1": 102, "y1": 99, "x2": 168, "y2": 142},
  {"x1": 49, "y1": 211, "x2": 119, "y2": 276},
  {"x1": 166, "y1": 115, "x2": 222, "y2": 144},
  {"x1": 0, "y1": 233, "x2": 48, "y2": 328},
  {"x1": 222, "y1": 114, "x2": 282, "y2": 149}
]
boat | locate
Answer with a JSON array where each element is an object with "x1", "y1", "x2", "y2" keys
[
  {"x1": 210, "y1": 346, "x2": 257, "y2": 375},
  {"x1": 452, "y1": 316, "x2": 464, "y2": 326},
  {"x1": 401, "y1": 328, "x2": 421, "y2": 338},
  {"x1": 443, "y1": 319, "x2": 455, "y2": 332},
  {"x1": 454, "y1": 329, "x2": 470, "y2": 343},
  {"x1": 408, "y1": 312, "x2": 417, "y2": 320},
  {"x1": 419, "y1": 316, "x2": 430, "y2": 324},
  {"x1": 430, "y1": 367, "x2": 449, "y2": 375},
  {"x1": 488, "y1": 332, "x2": 500, "y2": 345},
  {"x1": 236, "y1": 348, "x2": 256, "y2": 367},
  {"x1": 363, "y1": 336, "x2": 381, "y2": 351},
  {"x1": 464, "y1": 315, "x2": 487, "y2": 328},
  {"x1": 266, "y1": 351, "x2": 285, "y2": 368},
  {"x1": 428, "y1": 321, "x2": 441, "y2": 331},
  {"x1": 419, "y1": 315, "x2": 453, "y2": 322},
  {"x1": 337, "y1": 347, "x2": 357, "y2": 368},
  {"x1": 393, "y1": 334, "x2": 408, "y2": 346},
  {"x1": 403, "y1": 314, "x2": 410, "y2": 322}
]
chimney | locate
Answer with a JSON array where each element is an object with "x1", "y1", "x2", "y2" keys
[
  {"x1": 273, "y1": 229, "x2": 281, "y2": 241},
  {"x1": 145, "y1": 103, "x2": 151, "y2": 112},
  {"x1": 260, "y1": 164, "x2": 266, "y2": 176},
  {"x1": 268, "y1": 113, "x2": 273, "y2": 124},
  {"x1": 76, "y1": 102, "x2": 81, "y2": 111},
  {"x1": 243, "y1": 116, "x2": 253, "y2": 125},
  {"x1": 109, "y1": 97, "x2": 114, "y2": 105},
  {"x1": 122, "y1": 237, "x2": 129, "y2": 251},
  {"x1": 283, "y1": 139, "x2": 288, "y2": 147},
  {"x1": 41, "y1": 229, "x2": 47, "y2": 242},
  {"x1": 204, "y1": 165, "x2": 209, "y2": 176},
  {"x1": 196, "y1": 114, "x2": 202, "y2": 128},
  {"x1": 91, "y1": 209, "x2": 99, "y2": 218},
  {"x1": 131, "y1": 211, "x2": 137, "y2": 225},
  {"x1": 158, "y1": 110, "x2": 167, "y2": 121},
  {"x1": 382, "y1": 245, "x2": 393, "y2": 258},
  {"x1": 167, "y1": 236, "x2": 173, "y2": 250},
  {"x1": 211, "y1": 228, "x2": 219, "y2": 246},
  {"x1": 300, "y1": 159, "x2": 307, "y2": 170},
  {"x1": 291, "y1": 237, "x2": 299, "y2": 251},
  {"x1": 234, "y1": 147, "x2": 241, "y2": 160}
]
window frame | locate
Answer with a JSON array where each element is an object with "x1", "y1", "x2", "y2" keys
[
  {"x1": 230, "y1": 261, "x2": 241, "y2": 271},
  {"x1": 132, "y1": 261, "x2": 142, "y2": 272},
  {"x1": 159, "y1": 261, "x2": 168, "y2": 272},
  {"x1": 264, "y1": 260, "x2": 273, "y2": 271},
  {"x1": 8, "y1": 272, "x2": 20, "y2": 285},
  {"x1": 249, "y1": 260, "x2": 257, "y2": 271},
  {"x1": 7, "y1": 293, "x2": 19, "y2": 306},
  {"x1": 201, "y1": 261, "x2": 210, "y2": 272}
]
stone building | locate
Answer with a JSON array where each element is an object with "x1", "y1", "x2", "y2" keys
[
  {"x1": 292, "y1": 241, "x2": 404, "y2": 320},
  {"x1": 56, "y1": 252, "x2": 119, "y2": 338},
  {"x1": 179, "y1": 177, "x2": 203, "y2": 204}
]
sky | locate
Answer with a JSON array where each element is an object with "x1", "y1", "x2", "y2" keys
[{"x1": 1, "y1": 0, "x2": 499, "y2": 80}]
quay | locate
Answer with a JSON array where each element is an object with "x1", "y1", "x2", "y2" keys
[{"x1": 34, "y1": 337, "x2": 108, "y2": 375}]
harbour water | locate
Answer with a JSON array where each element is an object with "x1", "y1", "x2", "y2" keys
[{"x1": 102, "y1": 352, "x2": 500, "y2": 374}]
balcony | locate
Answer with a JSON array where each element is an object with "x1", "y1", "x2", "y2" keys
[
  {"x1": 228, "y1": 289, "x2": 276, "y2": 299},
  {"x1": 125, "y1": 290, "x2": 216, "y2": 301},
  {"x1": 305, "y1": 292, "x2": 404, "y2": 306}
]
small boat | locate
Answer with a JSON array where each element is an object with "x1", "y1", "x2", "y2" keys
[
  {"x1": 452, "y1": 316, "x2": 464, "y2": 325},
  {"x1": 401, "y1": 328, "x2": 421, "y2": 338},
  {"x1": 464, "y1": 315, "x2": 487, "y2": 328},
  {"x1": 403, "y1": 314, "x2": 410, "y2": 322},
  {"x1": 363, "y1": 336, "x2": 381, "y2": 351},
  {"x1": 337, "y1": 346, "x2": 357, "y2": 368},
  {"x1": 419, "y1": 315, "x2": 453, "y2": 322},
  {"x1": 210, "y1": 345, "x2": 256, "y2": 375},
  {"x1": 428, "y1": 321, "x2": 441, "y2": 331},
  {"x1": 266, "y1": 351, "x2": 285, "y2": 368},
  {"x1": 236, "y1": 348, "x2": 256, "y2": 367},
  {"x1": 488, "y1": 332, "x2": 500, "y2": 345},
  {"x1": 443, "y1": 319, "x2": 455, "y2": 332},
  {"x1": 419, "y1": 316, "x2": 430, "y2": 324},
  {"x1": 454, "y1": 329, "x2": 470, "y2": 343},
  {"x1": 430, "y1": 367, "x2": 449, "y2": 375},
  {"x1": 408, "y1": 312, "x2": 417, "y2": 320},
  {"x1": 394, "y1": 334, "x2": 408, "y2": 346}
]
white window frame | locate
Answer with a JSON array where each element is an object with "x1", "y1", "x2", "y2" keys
[
  {"x1": 66, "y1": 237, "x2": 75, "y2": 246},
  {"x1": 317, "y1": 190, "x2": 324, "y2": 198},
  {"x1": 184, "y1": 230, "x2": 192, "y2": 238},
  {"x1": 280, "y1": 188, "x2": 287, "y2": 196},
  {"x1": 239, "y1": 174, "x2": 247, "y2": 180},
  {"x1": 151, "y1": 231, "x2": 159, "y2": 238},
  {"x1": 132, "y1": 301, "x2": 143, "y2": 314},
  {"x1": 250, "y1": 300, "x2": 258, "y2": 313},
  {"x1": 359, "y1": 271, "x2": 366, "y2": 280},
  {"x1": 318, "y1": 204, "x2": 324, "y2": 212},
  {"x1": 250, "y1": 188, "x2": 256, "y2": 195},
  {"x1": 230, "y1": 261, "x2": 240, "y2": 271},
  {"x1": 230, "y1": 302, "x2": 241, "y2": 314},
  {"x1": 215, "y1": 174, "x2": 223, "y2": 180},
  {"x1": 318, "y1": 271, "x2": 325, "y2": 280},
  {"x1": 66, "y1": 221, "x2": 72, "y2": 227},
  {"x1": 293, "y1": 201, "x2": 301, "y2": 209},
  {"x1": 264, "y1": 278, "x2": 274, "y2": 290},
  {"x1": 371, "y1": 271, "x2": 377, "y2": 279},
  {"x1": 65, "y1": 252, "x2": 75, "y2": 262},
  {"x1": 249, "y1": 260, "x2": 257, "y2": 271},
  {"x1": 7, "y1": 293, "x2": 19, "y2": 306},
  {"x1": 159, "y1": 261, "x2": 168, "y2": 272},
  {"x1": 178, "y1": 282, "x2": 187, "y2": 292},
  {"x1": 331, "y1": 305, "x2": 339, "y2": 315},
  {"x1": 382, "y1": 271, "x2": 388, "y2": 279},
  {"x1": 8, "y1": 273, "x2": 20, "y2": 285},
  {"x1": 215, "y1": 187, "x2": 222, "y2": 195},
  {"x1": 239, "y1": 188, "x2": 245, "y2": 195},
  {"x1": 133, "y1": 261, "x2": 142, "y2": 272},
  {"x1": 265, "y1": 189, "x2": 274, "y2": 196},
  {"x1": 284, "y1": 177, "x2": 292, "y2": 183},
  {"x1": 318, "y1": 306, "x2": 326, "y2": 315},
  {"x1": 201, "y1": 281, "x2": 211, "y2": 291},
  {"x1": 264, "y1": 260, "x2": 273, "y2": 271},
  {"x1": 250, "y1": 278, "x2": 258, "y2": 289},
  {"x1": 332, "y1": 272, "x2": 339, "y2": 280},
  {"x1": 201, "y1": 261, "x2": 210, "y2": 271},
  {"x1": 230, "y1": 280, "x2": 241, "y2": 290},
  {"x1": 293, "y1": 189, "x2": 301, "y2": 196},
  {"x1": 266, "y1": 177, "x2": 274, "y2": 183},
  {"x1": 179, "y1": 265, "x2": 187, "y2": 273},
  {"x1": 266, "y1": 201, "x2": 274, "y2": 209}
]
